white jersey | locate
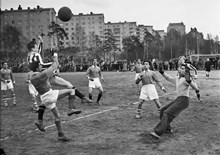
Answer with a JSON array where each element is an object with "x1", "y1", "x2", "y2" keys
[{"x1": 27, "y1": 52, "x2": 52, "y2": 69}]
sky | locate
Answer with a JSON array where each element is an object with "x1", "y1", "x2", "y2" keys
[{"x1": 1, "y1": 0, "x2": 220, "y2": 38}]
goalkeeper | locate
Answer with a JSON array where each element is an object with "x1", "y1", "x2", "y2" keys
[{"x1": 149, "y1": 63, "x2": 201, "y2": 139}]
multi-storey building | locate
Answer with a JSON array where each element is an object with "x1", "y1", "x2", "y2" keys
[
  {"x1": 57, "y1": 12, "x2": 105, "y2": 48},
  {"x1": 105, "y1": 21, "x2": 137, "y2": 50},
  {"x1": 0, "y1": 5, "x2": 56, "y2": 50},
  {"x1": 167, "y1": 22, "x2": 186, "y2": 36},
  {"x1": 156, "y1": 30, "x2": 166, "y2": 40},
  {"x1": 136, "y1": 25, "x2": 157, "y2": 42}
]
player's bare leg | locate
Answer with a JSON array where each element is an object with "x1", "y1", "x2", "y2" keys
[
  {"x1": 2, "y1": 90, "x2": 8, "y2": 107},
  {"x1": 88, "y1": 87, "x2": 93, "y2": 100},
  {"x1": 51, "y1": 106, "x2": 69, "y2": 141},
  {"x1": 57, "y1": 89, "x2": 81, "y2": 116},
  {"x1": 135, "y1": 99, "x2": 145, "y2": 119},
  {"x1": 96, "y1": 86, "x2": 103, "y2": 106},
  {"x1": 153, "y1": 99, "x2": 162, "y2": 111},
  {"x1": 50, "y1": 76, "x2": 93, "y2": 104}
]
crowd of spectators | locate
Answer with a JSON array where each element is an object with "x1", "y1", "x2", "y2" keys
[{"x1": 1, "y1": 55, "x2": 220, "y2": 73}]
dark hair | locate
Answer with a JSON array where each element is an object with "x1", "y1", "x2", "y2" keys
[
  {"x1": 27, "y1": 41, "x2": 36, "y2": 51},
  {"x1": 28, "y1": 61, "x2": 39, "y2": 72}
]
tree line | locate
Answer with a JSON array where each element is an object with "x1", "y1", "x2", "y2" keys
[{"x1": 0, "y1": 23, "x2": 219, "y2": 64}]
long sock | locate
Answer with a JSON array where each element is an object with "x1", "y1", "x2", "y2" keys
[
  {"x1": 55, "y1": 120, "x2": 64, "y2": 136},
  {"x1": 38, "y1": 105, "x2": 46, "y2": 121},
  {"x1": 74, "y1": 88, "x2": 85, "y2": 99},
  {"x1": 89, "y1": 94, "x2": 92, "y2": 100},
  {"x1": 137, "y1": 108, "x2": 141, "y2": 115},
  {"x1": 155, "y1": 102, "x2": 161, "y2": 109},
  {"x1": 11, "y1": 93, "x2": 16, "y2": 104},
  {"x1": 137, "y1": 102, "x2": 143, "y2": 115},
  {"x1": 68, "y1": 95, "x2": 76, "y2": 109},
  {"x1": 2, "y1": 95, "x2": 7, "y2": 106},
  {"x1": 97, "y1": 92, "x2": 102, "y2": 102}
]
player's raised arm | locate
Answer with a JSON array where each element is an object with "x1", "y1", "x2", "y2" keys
[
  {"x1": 42, "y1": 53, "x2": 59, "y2": 78},
  {"x1": 158, "y1": 63, "x2": 176, "y2": 84}
]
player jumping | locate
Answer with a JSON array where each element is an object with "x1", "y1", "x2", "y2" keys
[{"x1": 30, "y1": 53, "x2": 81, "y2": 141}]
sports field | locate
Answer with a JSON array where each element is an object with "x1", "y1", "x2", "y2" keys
[{"x1": 1, "y1": 70, "x2": 220, "y2": 155}]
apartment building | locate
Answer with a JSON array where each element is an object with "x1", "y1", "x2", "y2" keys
[
  {"x1": 0, "y1": 5, "x2": 56, "y2": 50},
  {"x1": 156, "y1": 30, "x2": 166, "y2": 40},
  {"x1": 57, "y1": 12, "x2": 105, "y2": 48},
  {"x1": 105, "y1": 21, "x2": 137, "y2": 50},
  {"x1": 136, "y1": 25, "x2": 157, "y2": 42},
  {"x1": 167, "y1": 22, "x2": 186, "y2": 36}
]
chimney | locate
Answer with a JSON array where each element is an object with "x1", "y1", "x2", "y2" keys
[
  {"x1": 11, "y1": 8, "x2": 13, "y2": 10},
  {"x1": 18, "y1": 5, "x2": 22, "y2": 10},
  {"x1": 37, "y1": 5, "x2": 40, "y2": 9},
  {"x1": 27, "y1": 7, "x2": 30, "y2": 9}
]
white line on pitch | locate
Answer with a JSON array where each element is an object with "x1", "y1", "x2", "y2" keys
[{"x1": 0, "y1": 106, "x2": 119, "y2": 141}]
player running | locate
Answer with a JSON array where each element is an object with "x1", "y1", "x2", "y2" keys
[
  {"x1": 30, "y1": 53, "x2": 81, "y2": 141},
  {"x1": 1, "y1": 62, "x2": 16, "y2": 107},
  {"x1": 86, "y1": 59, "x2": 104, "y2": 106},
  {"x1": 135, "y1": 61, "x2": 166, "y2": 119}
]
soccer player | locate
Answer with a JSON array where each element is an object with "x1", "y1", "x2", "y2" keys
[
  {"x1": 25, "y1": 69, "x2": 39, "y2": 112},
  {"x1": 131, "y1": 59, "x2": 144, "y2": 94},
  {"x1": 30, "y1": 53, "x2": 81, "y2": 141},
  {"x1": 0, "y1": 62, "x2": 16, "y2": 107},
  {"x1": 86, "y1": 59, "x2": 104, "y2": 106},
  {"x1": 135, "y1": 61, "x2": 166, "y2": 119},
  {"x1": 204, "y1": 58, "x2": 212, "y2": 78},
  {"x1": 149, "y1": 64, "x2": 201, "y2": 139},
  {"x1": 27, "y1": 35, "x2": 92, "y2": 104}
]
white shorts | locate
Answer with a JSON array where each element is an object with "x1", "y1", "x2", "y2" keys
[
  {"x1": 139, "y1": 84, "x2": 159, "y2": 101},
  {"x1": 28, "y1": 83, "x2": 38, "y2": 96},
  {"x1": 135, "y1": 73, "x2": 140, "y2": 81},
  {"x1": 89, "y1": 78, "x2": 102, "y2": 89},
  {"x1": 40, "y1": 89, "x2": 59, "y2": 109},
  {"x1": 1, "y1": 80, "x2": 14, "y2": 90}
]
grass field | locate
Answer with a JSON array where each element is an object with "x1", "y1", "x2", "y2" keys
[{"x1": 1, "y1": 70, "x2": 220, "y2": 155}]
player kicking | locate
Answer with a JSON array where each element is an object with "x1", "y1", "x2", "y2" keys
[
  {"x1": 135, "y1": 62, "x2": 166, "y2": 119},
  {"x1": 149, "y1": 63, "x2": 201, "y2": 139},
  {"x1": 30, "y1": 53, "x2": 81, "y2": 141},
  {"x1": 27, "y1": 35, "x2": 92, "y2": 104},
  {"x1": 0, "y1": 62, "x2": 16, "y2": 107},
  {"x1": 86, "y1": 59, "x2": 104, "y2": 106}
]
